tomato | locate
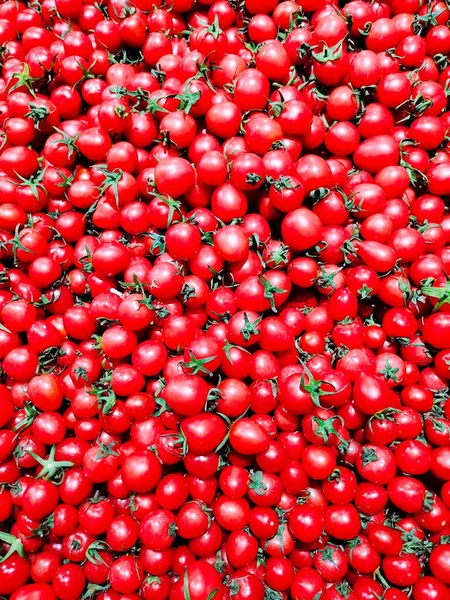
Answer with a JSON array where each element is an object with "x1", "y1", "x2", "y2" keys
[
  {"x1": 11, "y1": 583, "x2": 57, "y2": 600},
  {"x1": 288, "y1": 504, "x2": 324, "y2": 543},
  {"x1": 163, "y1": 374, "x2": 209, "y2": 416},
  {"x1": 412, "y1": 576, "x2": 449, "y2": 600},
  {"x1": 388, "y1": 476, "x2": 426, "y2": 513},
  {"x1": 171, "y1": 561, "x2": 225, "y2": 600},
  {"x1": 423, "y1": 314, "x2": 450, "y2": 349},
  {"x1": 290, "y1": 568, "x2": 324, "y2": 600},
  {"x1": 282, "y1": 208, "x2": 323, "y2": 252},
  {"x1": 52, "y1": 564, "x2": 86, "y2": 600},
  {"x1": 1, "y1": 3, "x2": 450, "y2": 598},
  {"x1": 229, "y1": 71, "x2": 266, "y2": 112},
  {"x1": 383, "y1": 555, "x2": 422, "y2": 587},
  {"x1": 155, "y1": 157, "x2": 195, "y2": 198},
  {"x1": 137, "y1": 509, "x2": 176, "y2": 551},
  {"x1": 431, "y1": 447, "x2": 450, "y2": 481},
  {"x1": 229, "y1": 419, "x2": 270, "y2": 455},
  {"x1": 109, "y1": 555, "x2": 143, "y2": 593},
  {"x1": 121, "y1": 450, "x2": 162, "y2": 493},
  {"x1": 325, "y1": 504, "x2": 361, "y2": 540}
]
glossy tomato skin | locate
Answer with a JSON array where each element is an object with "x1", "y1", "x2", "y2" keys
[
  {"x1": 282, "y1": 208, "x2": 323, "y2": 252},
  {"x1": 290, "y1": 568, "x2": 324, "y2": 600},
  {"x1": 121, "y1": 450, "x2": 163, "y2": 493},
  {"x1": 10, "y1": 583, "x2": 57, "y2": 600},
  {"x1": 0, "y1": 556, "x2": 30, "y2": 596},
  {"x1": 229, "y1": 419, "x2": 270, "y2": 455},
  {"x1": 412, "y1": 576, "x2": 449, "y2": 600},
  {"x1": 429, "y1": 543, "x2": 450, "y2": 585},
  {"x1": 170, "y1": 562, "x2": 224, "y2": 600}
]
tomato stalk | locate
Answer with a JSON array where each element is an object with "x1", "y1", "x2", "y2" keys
[
  {"x1": 174, "y1": 86, "x2": 201, "y2": 115},
  {"x1": 85, "y1": 541, "x2": 111, "y2": 566},
  {"x1": 0, "y1": 532, "x2": 24, "y2": 563},
  {"x1": 240, "y1": 313, "x2": 262, "y2": 342},
  {"x1": 81, "y1": 583, "x2": 111, "y2": 600},
  {"x1": 181, "y1": 350, "x2": 217, "y2": 376},
  {"x1": 360, "y1": 447, "x2": 379, "y2": 467},
  {"x1": 248, "y1": 471, "x2": 268, "y2": 496},
  {"x1": 400, "y1": 529, "x2": 433, "y2": 556},
  {"x1": 368, "y1": 408, "x2": 401, "y2": 434},
  {"x1": 25, "y1": 104, "x2": 50, "y2": 129},
  {"x1": 8, "y1": 63, "x2": 39, "y2": 96},
  {"x1": 88, "y1": 371, "x2": 117, "y2": 415},
  {"x1": 96, "y1": 441, "x2": 119, "y2": 460},
  {"x1": 311, "y1": 416, "x2": 349, "y2": 453},
  {"x1": 13, "y1": 401, "x2": 38, "y2": 432},
  {"x1": 97, "y1": 167, "x2": 124, "y2": 207},
  {"x1": 8, "y1": 225, "x2": 37, "y2": 266},
  {"x1": 422, "y1": 274, "x2": 450, "y2": 311},
  {"x1": 299, "y1": 361, "x2": 335, "y2": 408},
  {"x1": 379, "y1": 357, "x2": 400, "y2": 383},
  {"x1": 311, "y1": 40, "x2": 345, "y2": 64},
  {"x1": 25, "y1": 445, "x2": 74, "y2": 483},
  {"x1": 258, "y1": 275, "x2": 286, "y2": 312}
]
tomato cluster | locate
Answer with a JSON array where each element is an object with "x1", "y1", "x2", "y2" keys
[{"x1": 0, "y1": 0, "x2": 450, "y2": 598}]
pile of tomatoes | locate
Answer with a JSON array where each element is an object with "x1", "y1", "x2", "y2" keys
[{"x1": 1, "y1": 0, "x2": 450, "y2": 598}]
